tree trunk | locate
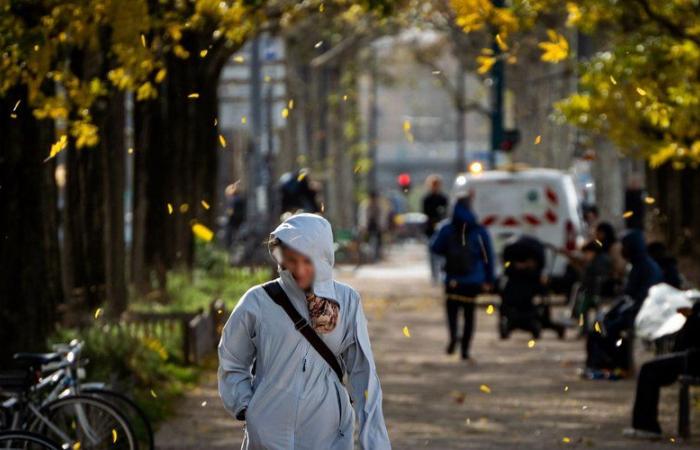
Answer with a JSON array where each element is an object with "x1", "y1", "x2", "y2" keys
[
  {"x1": 97, "y1": 92, "x2": 128, "y2": 318},
  {"x1": 0, "y1": 86, "x2": 63, "y2": 361}
]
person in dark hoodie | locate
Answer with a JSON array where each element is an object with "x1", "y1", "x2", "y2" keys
[
  {"x1": 430, "y1": 195, "x2": 495, "y2": 360},
  {"x1": 585, "y1": 230, "x2": 663, "y2": 378},
  {"x1": 647, "y1": 241, "x2": 683, "y2": 289}
]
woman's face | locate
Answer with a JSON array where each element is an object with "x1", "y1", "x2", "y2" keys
[{"x1": 281, "y1": 246, "x2": 315, "y2": 290}]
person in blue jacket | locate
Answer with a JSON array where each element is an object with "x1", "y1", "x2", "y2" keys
[
  {"x1": 430, "y1": 195, "x2": 495, "y2": 360},
  {"x1": 218, "y1": 213, "x2": 391, "y2": 450}
]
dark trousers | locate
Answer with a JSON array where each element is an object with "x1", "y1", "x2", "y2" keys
[
  {"x1": 632, "y1": 353, "x2": 686, "y2": 433},
  {"x1": 445, "y1": 283, "x2": 481, "y2": 359}
]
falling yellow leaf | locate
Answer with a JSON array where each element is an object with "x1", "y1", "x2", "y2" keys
[
  {"x1": 644, "y1": 196, "x2": 655, "y2": 205},
  {"x1": 219, "y1": 134, "x2": 227, "y2": 148},
  {"x1": 179, "y1": 203, "x2": 189, "y2": 214},
  {"x1": 94, "y1": 308, "x2": 103, "y2": 319},
  {"x1": 150, "y1": 389, "x2": 157, "y2": 398},
  {"x1": 188, "y1": 93, "x2": 199, "y2": 99},
  {"x1": 527, "y1": 339, "x2": 536, "y2": 348},
  {"x1": 564, "y1": 385, "x2": 569, "y2": 392},
  {"x1": 73, "y1": 442, "x2": 81, "y2": 450},
  {"x1": 495, "y1": 33, "x2": 508, "y2": 51},
  {"x1": 241, "y1": 116, "x2": 247, "y2": 124},
  {"x1": 479, "y1": 384, "x2": 491, "y2": 394},
  {"x1": 140, "y1": 34, "x2": 146, "y2": 48},
  {"x1": 167, "y1": 203, "x2": 173, "y2": 215},
  {"x1": 534, "y1": 135, "x2": 542, "y2": 145},
  {"x1": 402, "y1": 119, "x2": 414, "y2": 142},
  {"x1": 595, "y1": 239, "x2": 603, "y2": 247},
  {"x1": 477, "y1": 55, "x2": 496, "y2": 74},
  {"x1": 594, "y1": 321, "x2": 602, "y2": 333},
  {"x1": 200, "y1": 49, "x2": 208, "y2": 58},
  {"x1": 155, "y1": 68, "x2": 167, "y2": 83},
  {"x1": 201, "y1": 401, "x2": 207, "y2": 407},
  {"x1": 201, "y1": 200, "x2": 210, "y2": 210},
  {"x1": 486, "y1": 304, "x2": 495, "y2": 315},
  {"x1": 233, "y1": 55, "x2": 245, "y2": 63},
  {"x1": 128, "y1": 147, "x2": 134, "y2": 154},
  {"x1": 636, "y1": 87, "x2": 647, "y2": 96},
  {"x1": 342, "y1": 94, "x2": 348, "y2": 101},
  {"x1": 562, "y1": 436, "x2": 571, "y2": 444},
  {"x1": 538, "y1": 30, "x2": 569, "y2": 63},
  {"x1": 192, "y1": 223, "x2": 214, "y2": 242},
  {"x1": 12, "y1": 100, "x2": 21, "y2": 111},
  {"x1": 402, "y1": 326, "x2": 411, "y2": 338},
  {"x1": 622, "y1": 210, "x2": 634, "y2": 218},
  {"x1": 281, "y1": 107, "x2": 289, "y2": 118},
  {"x1": 610, "y1": 75, "x2": 617, "y2": 85},
  {"x1": 504, "y1": 261, "x2": 511, "y2": 268},
  {"x1": 47, "y1": 135, "x2": 68, "y2": 160},
  {"x1": 288, "y1": 99, "x2": 294, "y2": 109},
  {"x1": 112, "y1": 429, "x2": 118, "y2": 443},
  {"x1": 364, "y1": 389, "x2": 368, "y2": 399},
  {"x1": 297, "y1": 171, "x2": 307, "y2": 182}
]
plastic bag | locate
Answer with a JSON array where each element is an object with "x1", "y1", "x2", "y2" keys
[{"x1": 635, "y1": 283, "x2": 699, "y2": 341}]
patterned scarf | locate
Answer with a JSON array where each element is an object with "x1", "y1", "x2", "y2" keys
[{"x1": 305, "y1": 292, "x2": 339, "y2": 334}]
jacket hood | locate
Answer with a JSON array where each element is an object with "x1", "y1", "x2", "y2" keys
[
  {"x1": 621, "y1": 229, "x2": 647, "y2": 262},
  {"x1": 270, "y1": 213, "x2": 336, "y2": 301},
  {"x1": 451, "y1": 200, "x2": 478, "y2": 227}
]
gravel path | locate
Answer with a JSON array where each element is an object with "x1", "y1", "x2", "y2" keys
[{"x1": 156, "y1": 242, "x2": 696, "y2": 449}]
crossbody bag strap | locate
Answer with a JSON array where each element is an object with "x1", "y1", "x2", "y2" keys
[{"x1": 262, "y1": 281, "x2": 344, "y2": 381}]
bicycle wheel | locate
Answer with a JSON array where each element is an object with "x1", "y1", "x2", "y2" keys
[
  {"x1": 0, "y1": 430, "x2": 61, "y2": 449},
  {"x1": 81, "y1": 388, "x2": 154, "y2": 450},
  {"x1": 29, "y1": 395, "x2": 137, "y2": 450}
]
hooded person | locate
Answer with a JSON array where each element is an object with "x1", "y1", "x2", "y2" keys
[
  {"x1": 218, "y1": 213, "x2": 391, "y2": 450},
  {"x1": 430, "y1": 196, "x2": 495, "y2": 360},
  {"x1": 621, "y1": 230, "x2": 663, "y2": 307}
]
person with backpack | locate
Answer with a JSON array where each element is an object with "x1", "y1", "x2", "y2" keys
[
  {"x1": 430, "y1": 195, "x2": 495, "y2": 361},
  {"x1": 218, "y1": 214, "x2": 391, "y2": 449}
]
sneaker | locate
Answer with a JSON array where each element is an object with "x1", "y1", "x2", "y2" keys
[{"x1": 622, "y1": 428, "x2": 662, "y2": 440}]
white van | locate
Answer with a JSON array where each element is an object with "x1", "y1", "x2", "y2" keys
[{"x1": 452, "y1": 168, "x2": 584, "y2": 277}]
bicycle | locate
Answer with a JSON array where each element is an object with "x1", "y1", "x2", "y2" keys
[
  {"x1": 0, "y1": 430, "x2": 61, "y2": 449},
  {"x1": 44, "y1": 341, "x2": 154, "y2": 449},
  {"x1": 0, "y1": 355, "x2": 137, "y2": 450}
]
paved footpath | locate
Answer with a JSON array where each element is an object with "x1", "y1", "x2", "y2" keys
[{"x1": 156, "y1": 243, "x2": 696, "y2": 449}]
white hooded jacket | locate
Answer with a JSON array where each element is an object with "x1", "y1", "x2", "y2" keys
[{"x1": 218, "y1": 213, "x2": 391, "y2": 449}]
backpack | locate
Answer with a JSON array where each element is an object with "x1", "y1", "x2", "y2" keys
[{"x1": 443, "y1": 225, "x2": 474, "y2": 275}]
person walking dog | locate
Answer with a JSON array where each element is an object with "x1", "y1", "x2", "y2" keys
[{"x1": 218, "y1": 213, "x2": 391, "y2": 450}]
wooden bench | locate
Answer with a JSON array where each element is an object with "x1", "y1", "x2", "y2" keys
[{"x1": 678, "y1": 349, "x2": 700, "y2": 438}]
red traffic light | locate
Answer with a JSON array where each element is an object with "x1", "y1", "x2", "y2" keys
[{"x1": 397, "y1": 173, "x2": 411, "y2": 188}]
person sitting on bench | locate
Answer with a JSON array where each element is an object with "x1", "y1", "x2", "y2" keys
[{"x1": 624, "y1": 302, "x2": 700, "y2": 439}]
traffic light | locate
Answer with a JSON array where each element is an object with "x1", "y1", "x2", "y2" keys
[
  {"x1": 397, "y1": 173, "x2": 411, "y2": 193},
  {"x1": 500, "y1": 129, "x2": 521, "y2": 152}
]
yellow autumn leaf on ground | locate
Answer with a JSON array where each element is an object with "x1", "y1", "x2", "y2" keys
[
  {"x1": 402, "y1": 326, "x2": 411, "y2": 338},
  {"x1": 538, "y1": 30, "x2": 569, "y2": 63},
  {"x1": 192, "y1": 223, "x2": 214, "y2": 242},
  {"x1": 480, "y1": 384, "x2": 491, "y2": 394}
]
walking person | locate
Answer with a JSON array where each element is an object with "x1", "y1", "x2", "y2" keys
[
  {"x1": 358, "y1": 190, "x2": 388, "y2": 262},
  {"x1": 218, "y1": 213, "x2": 391, "y2": 450},
  {"x1": 430, "y1": 195, "x2": 495, "y2": 360},
  {"x1": 422, "y1": 174, "x2": 448, "y2": 284}
]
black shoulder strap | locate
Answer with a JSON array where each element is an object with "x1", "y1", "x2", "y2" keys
[{"x1": 262, "y1": 281, "x2": 344, "y2": 381}]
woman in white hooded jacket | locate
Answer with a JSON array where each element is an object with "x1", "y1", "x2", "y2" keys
[{"x1": 218, "y1": 213, "x2": 391, "y2": 449}]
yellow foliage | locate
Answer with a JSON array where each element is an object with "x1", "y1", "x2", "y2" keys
[{"x1": 538, "y1": 29, "x2": 569, "y2": 63}]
